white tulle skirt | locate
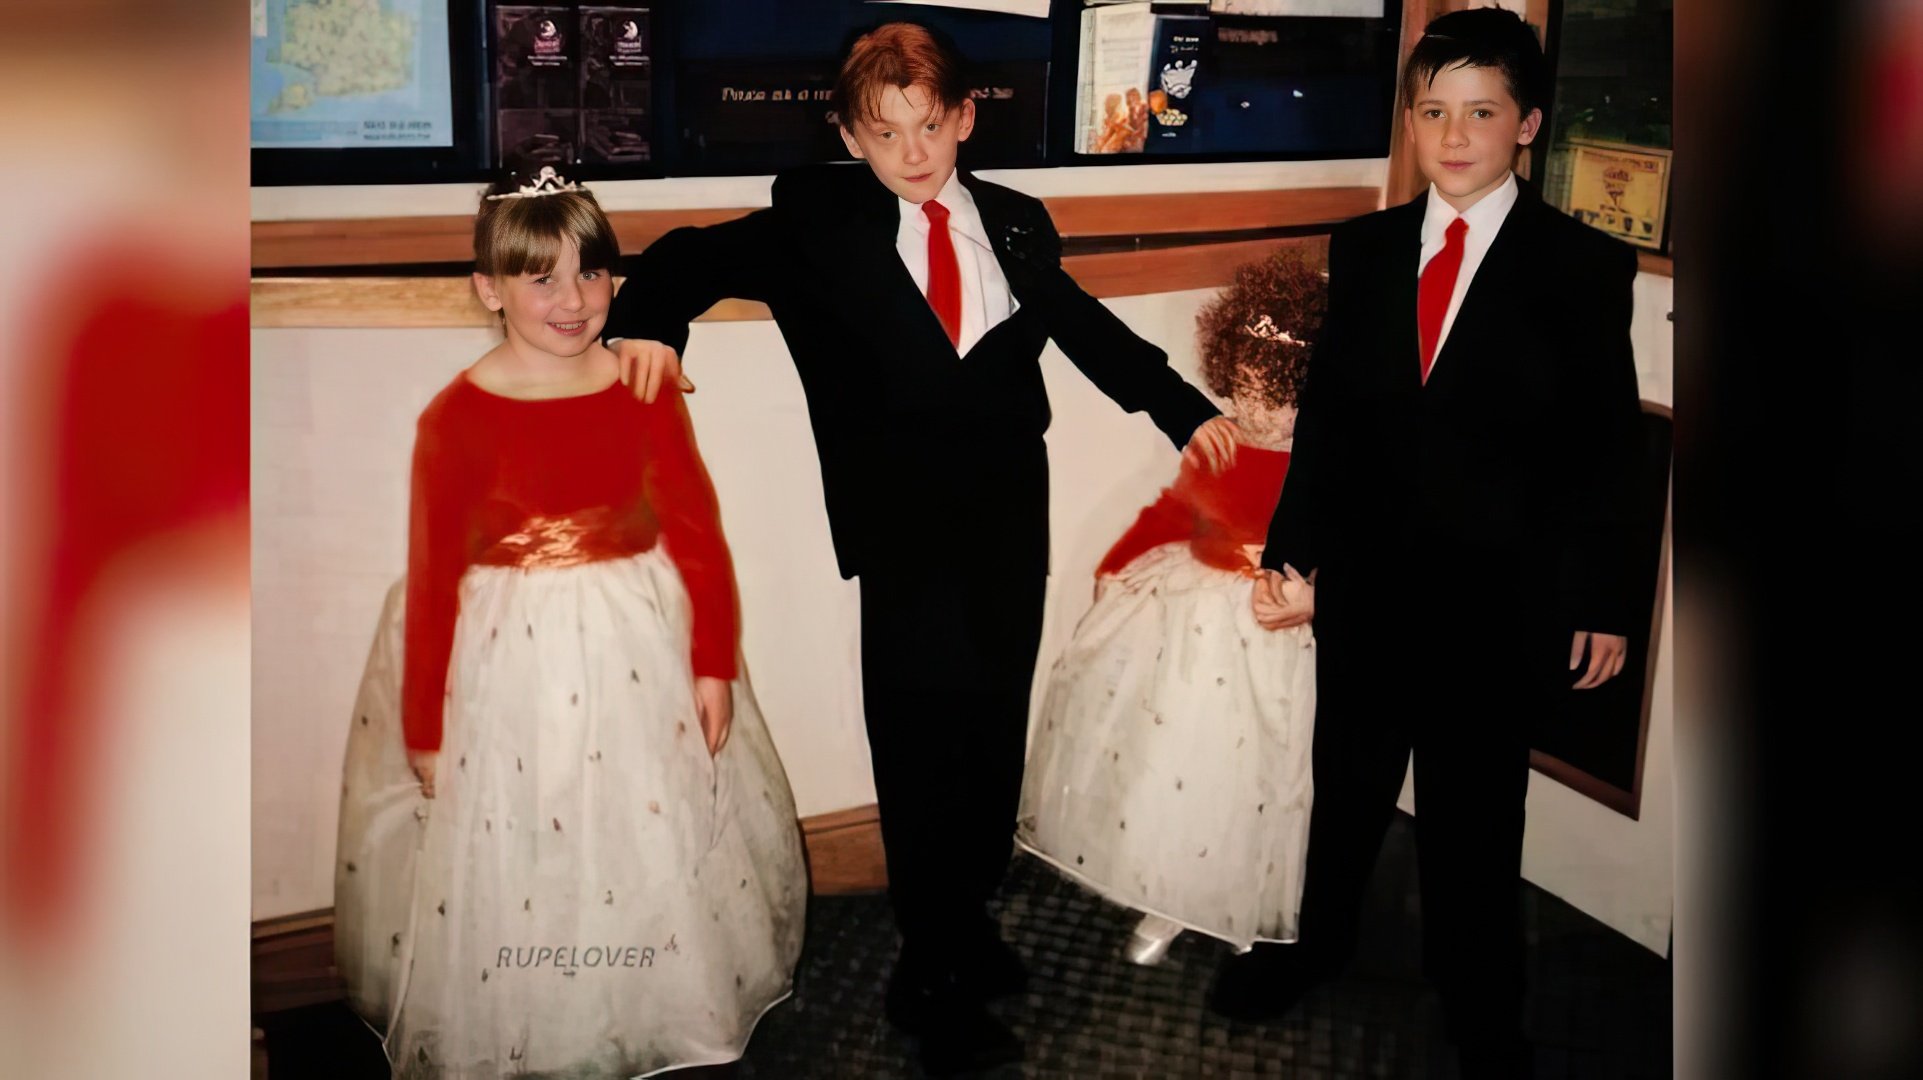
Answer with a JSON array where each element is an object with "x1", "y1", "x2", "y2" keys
[
  {"x1": 335, "y1": 549, "x2": 806, "y2": 1078},
  {"x1": 1017, "y1": 543, "x2": 1316, "y2": 950}
]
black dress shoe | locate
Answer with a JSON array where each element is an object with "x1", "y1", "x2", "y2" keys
[
  {"x1": 885, "y1": 960, "x2": 1024, "y2": 1075},
  {"x1": 885, "y1": 953, "x2": 969, "y2": 1033},
  {"x1": 961, "y1": 929, "x2": 1028, "y2": 999},
  {"x1": 1458, "y1": 1036, "x2": 1532, "y2": 1079},
  {"x1": 1205, "y1": 943, "x2": 1329, "y2": 1022},
  {"x1": 916, "y1": 1001, "x2": 1024, "y2": 1077}
]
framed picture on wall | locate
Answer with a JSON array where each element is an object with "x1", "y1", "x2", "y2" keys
[
  {"x1": 1536, "y1": 0, "x2": 1673, "y2": 254},
  {"x1": 1557, "y1": 139, "x2": 1671, "y2": 252},
  {"x1": 1062, "y1": 0, "x2": 1404, "y2": 162},
  {"x1": 669, "y1": 0, "x2": 1052, "y2": 174},
  {"x1": 1529, "y1": 401, "x2": 1671, "y2": 819},
  {"x1": 252, "y1": 0, "x2": 490, "y2": 186}
]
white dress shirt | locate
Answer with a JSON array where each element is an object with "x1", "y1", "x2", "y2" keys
[
  {"x1": 896, "y1": 169, "x2": 1016, "y2": 356},
  {"x1": 1417, "y1": 171, "x2": 1520, "y2": 371}
]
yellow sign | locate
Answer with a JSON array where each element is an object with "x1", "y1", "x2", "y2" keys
[{"x1": 1562, "y1": 140, "x2": 1671, "y2": 250}]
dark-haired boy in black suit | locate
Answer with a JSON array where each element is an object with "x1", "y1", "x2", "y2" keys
[{"x1": 1218, "y1": 10, "x2": 1644, "y2": 1076}]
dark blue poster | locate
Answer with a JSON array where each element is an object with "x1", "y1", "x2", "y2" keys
[
  {"x1": 1189, "y1": 14, "x2": 1399, "y2": 157},
  {"x1": 670, "y1": 0, "x2": 1052, "y2": 173}
]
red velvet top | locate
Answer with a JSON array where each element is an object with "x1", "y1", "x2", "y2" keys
[
  {"x1": 403, "y1": 374, "x2": 738, "y2": 751},
  {"x1": 1097, "y1": 446, "x2": 1292, "y2": 577}
]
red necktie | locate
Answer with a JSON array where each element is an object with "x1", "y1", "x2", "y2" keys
[
  {"x1": 1417, "y1": 216, "x2": 1468, "y2": 383},
  {"x1": 922, "y1": 199, "x2": 962, "y2": 348}
]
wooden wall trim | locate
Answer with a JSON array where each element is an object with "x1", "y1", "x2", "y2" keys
[
  {"x1": 251, "y1": 236, "x2": 1330, "y2": 329},
  {"x1": 1039, "y1": 186, "x2": 1377, "y2": 239},
  {"x1": 253, "y1": 803, "x2": 888, "y2": 1014},
  {"x1": 1530, "y1": 749, "x2": 1638, "y2": 819},
  {"x1": 248, "y1": 277, "x2": 773, "y2": 329},
  {"x1": 248, "y1": 234, "x2": 1666, "y2": 331},
  {"x1": 1055, "y1": 236, "x2": 1320, "y2": 303},
  {"x1": 796, "y1": 803, "x2": 887, "y2": 900},
  {"x1": 254, "y1": 208, "x2": 754, "y2": 271},
  {"x1": 251, "y1": 187, "x2": 1378, "y2": 270}
]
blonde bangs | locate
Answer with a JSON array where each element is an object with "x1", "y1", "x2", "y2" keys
[{"x1": 474, "y1": 190, "x2": 621, "y2": 277}]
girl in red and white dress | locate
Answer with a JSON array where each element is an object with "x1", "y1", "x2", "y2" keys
[
  {"x1": 1017, "y1": 249, "x2": 1325, "y2": 964},
  {"x1": 334, "y1": 171, "x2": 806, "y2": 1078}
]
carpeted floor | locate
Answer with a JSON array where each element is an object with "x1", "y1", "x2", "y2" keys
[{"x1": 257, "y1": 814, "x2": 1671, "y2": 1078}]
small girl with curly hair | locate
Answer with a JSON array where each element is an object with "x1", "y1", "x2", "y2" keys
[{"x1": 1016, "y1": 245, "x2": 1325, "y2": 964}]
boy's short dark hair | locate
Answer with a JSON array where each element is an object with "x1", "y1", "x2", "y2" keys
[
  {"x1": 833, "y1": 22, "x2": 970, "y2": 131},
  {"x1": 1402, "y1": 7, "x2": 1548, "y2": 117}
]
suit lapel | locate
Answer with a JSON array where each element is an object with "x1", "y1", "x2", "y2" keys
[
  {"x1": 960, "y1": 171, "x2": 1016, "y2": 279},
  {"x1": 1425, "y1": 191, "x2": 1537, "y2": 391},
  {"x1": 1378, "y1": 196, "x2": 1426, "y2": 388},
  {"x1": 805, "y1": 167, "x2": 960, "y2": 362},
  {"x1": 955, "y1": 171, "x2": 1039, "y2": 360}
]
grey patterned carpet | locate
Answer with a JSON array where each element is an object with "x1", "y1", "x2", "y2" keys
[{"x1": 258, "y1": 815, "x2": 1671, "y2": 1078}]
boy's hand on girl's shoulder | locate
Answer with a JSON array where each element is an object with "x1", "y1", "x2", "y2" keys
[
  {"x1": 613, "y1": 338, "x2": 693, "y2": 404},
  {"x1": 1569, "y1": 631, "x2": 1628, "y2": 689},
  {"x1": 1182, "y1": 416, "x2": 1240, "y2": 475}
]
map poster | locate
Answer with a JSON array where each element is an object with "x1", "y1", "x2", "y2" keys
[{"x1": 251, "y1": 0, "x2": 456, "y2": 149}]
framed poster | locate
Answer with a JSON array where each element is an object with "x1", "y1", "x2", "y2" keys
[
  {"x1": 252, "y1": 0, "x2": 456, "y2": 149},
  {"x1": 487, "y1": 4, "x2": 658, "y2": 172},
  {"x1": 1536, "y1": 0, "x2": 1673, "y2": 253},
  {"x1": 1061, "y1": 0, "x2": 1403, "y2": 163},
  {"x1": 1558, "y1": 139, "x2": 1671, "y2": 252},
  {"x1": 668, "y1": 0, "x2": 1051, "y2": 174},
  {"x1": 1529, "y1": 402, "x2": 1672, "y2": 819},
  {"x1": 252, "y1": 0, "x2": 489, "y2": 186}
]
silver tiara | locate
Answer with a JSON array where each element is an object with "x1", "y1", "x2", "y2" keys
[
  {"x1": 485, "y1": 166, "x2": 582, "y2": 201},
  {"x1": 1243, "y1": 314, "x2": 1309, "y2": 346}
]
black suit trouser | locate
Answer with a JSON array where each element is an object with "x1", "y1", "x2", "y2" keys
[
  {"x1": 857, "y1": 558, "x2": 1047, "y2": 972},
  {"x1": 1295, "y1": 565, "x2": 1565, "y2": 1046}
]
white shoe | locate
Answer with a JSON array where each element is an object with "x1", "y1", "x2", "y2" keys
[{"x1": 1124, "y1": 913, "x2": 1183, "y2": 966}]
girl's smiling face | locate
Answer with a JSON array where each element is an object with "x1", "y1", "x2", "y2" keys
[{"x1": 472, "y1": 237, "x2": 613, "y2": 362}]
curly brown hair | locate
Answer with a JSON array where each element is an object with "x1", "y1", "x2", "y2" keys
[{"x1": 1195, "y1": 241, "x2": 1328, "y2": 410}]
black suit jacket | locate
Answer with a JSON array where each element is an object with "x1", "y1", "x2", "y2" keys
[
  {"x1": 607, "y1": 163, "x2": 1220, "y2": 579},
  {"x1": 1262, "y1": 185, "x2": 1644, "y2": 635}
]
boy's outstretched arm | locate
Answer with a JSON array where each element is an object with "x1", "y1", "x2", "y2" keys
[
  {"x1": 605, "y1": 209, "x2": 778, "y2": 402},
  {"x1": 1014, "y1": 207, "x2": 1225, "y2": 455}
]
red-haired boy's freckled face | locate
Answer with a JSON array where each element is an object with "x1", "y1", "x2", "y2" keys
[
  {"x1": 1405, "y1": 61, "x2": 1541, "y2": 213},
  {"x1": 838, "y1": 83, "x2": 975, "y2": 204}
]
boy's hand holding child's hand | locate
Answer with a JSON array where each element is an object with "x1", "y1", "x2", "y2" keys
[
  {"x1": 614, "y1": 338, "x2": 695, "y2": 403},
  {"x1": 694, "y1": 676, "x2": 733, "y2": 757},
  {"x1": 1251, "y1": 564, "x2": 1314, "y2": 631}
]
